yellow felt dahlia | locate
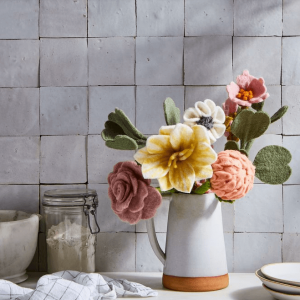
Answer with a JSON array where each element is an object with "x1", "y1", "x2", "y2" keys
[{"x1": 134, "y1": 123, "x2": 217, "y2": 193}]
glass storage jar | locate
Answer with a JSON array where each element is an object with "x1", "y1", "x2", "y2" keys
[{"x1": 42, "y1": 189, "x2": 100, "y2": 274}]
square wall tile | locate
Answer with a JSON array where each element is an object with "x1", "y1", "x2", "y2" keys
[
  {"x1": 185, "y1": 86, "x2": 228, "y2": 109},
  {"x1": 0, "y1": 137, "x2": 39, "y2": 184},
  {"x1": 0, "y1": 40, "x2": 39, "y2": 88},
  {"x1": 235, "y1": 184, "x2": 283, "y2": 233},
  {"x1": 88, "y1": 184, "x2": 135, "y2": 232},
  {"x1": 222, "y1": 202, "x2": 234, "y2": 233},
  {"x1": 282, "y1": 86, "x2": 300, "y2": 135},
  {"x1": 137, "y1": 0, "x2": 184, "y2": 37},
  {"x1": 40, "y1": 0, "x2": 87, "y2": 37},
  {"x1": 248, "y1": 134, "x2": 282, "y2": 184},
  {"x1": 40, "y1": 38, "x2": 88, "y2": 87},
  {"x1": 40, "y1": 87, "x2": 88, "y2": 135},
  {"x1": 136, "y1": 197, "x2": 170, "y2": 232},
  {"x1": 40, "y1": 136, "x2": 87, "y2": 183},
  {"x1": 136, "y1": 233, "x2": 166, "y2": 272},
  {"x1": 224, "y1": 233, "x2": 233, "y2": 273},
  {"x1": 283, "y1": 136, "x2": 300, "y2": 184},
  {"x1": 96, "y1": 232, "x2": 135, "y2": 272},
  {"x1": 184, "y1": 37, "x2": 232, "y2": 85},
  {"x1": 283, "y1": 38, "x2": 300, "y2": 85},
  {"x1": 136, "y1": 37, "x2": 183, "y2": 86},
  {"x1": 234, "y1": 233, "x2": 282, "y2": 272},
  {"x1": 185, "y1": 0, "x2": 233, "y2": 36},
  {"x1": 136, "y1": 86, "x2": 184, "y2": 134},
  {"x1": 88, "y1": 38, "x2": 135, "y2": 85},
  {"x1": 283, "y1": 185, "x2": 300, "y2": 233},
  {"x1": 0, "y1": 185, "x2": 39, "y2": 213},
  {"x1": 0, "y1": 88, "x2": 39, "y2": 136},
  {"x1": 264, "y1": 86, "x2": 282, "y2": 135},
  {"x1": 88, "y1": 0, "x2": 136, "y2": 37},
  {"x1": 283, "y1": 0, "x2": 300, "y2": 36},
  {"x1": 234, "y1": 0, "x2": 282, "y2": 36},
  {"x1": 0, "y1": 0, "x2": 39, "y2": 39},
  {"x1": 89, "y1": 86, "x2": 135, "y2": 135},
  {"x1": 88, "y1": 135, "x2": 135, "y2": 183},
  {"x1": 233, "y1": 37, "x2": 281, "y2": 85},
  {"x1": 283, "y1": 233, "x2": 300, "y2": 262}
]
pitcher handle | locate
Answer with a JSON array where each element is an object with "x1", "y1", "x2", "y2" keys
[{"x1": 146, "y1": 218, "x2": 166, "y2": 264}]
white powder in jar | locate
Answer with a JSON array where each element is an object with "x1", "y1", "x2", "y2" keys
[{"x1": 46, "y1": 219, "x2": 96, "y2": 273}]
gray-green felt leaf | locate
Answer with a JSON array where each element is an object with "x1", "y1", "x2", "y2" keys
[
  {"x1": 231, "y1": 110, "x2": 270, "y2": 143},
  {"x1": 105, "y1": 135, "x2": 138, "y2": 150},
  {"x1": 224, "y1": 140, "x2": 240, "y2": 151},
  {"x1": 101, "y1": 121, "x2": 125, "y2": 141},
  {"x1": 193, "y1": 181, "x2": 211, "y2": 195},
  {"x1": 253, "y1": 145, "x2": 292, "y2": 184},
  {"x1": 270, "y1": 106, "x2": 288, "y2": 124},
  {"x1": 252, "y1": 101, "x2": 265, "y2": 111},
  {"x1": 163, "y1": 97, "x2": 181, "y2": 126}
]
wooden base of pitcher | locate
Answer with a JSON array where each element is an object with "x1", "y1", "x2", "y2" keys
[{"x1": 163, "y1": 273, "x2": 229, "y2": 292}]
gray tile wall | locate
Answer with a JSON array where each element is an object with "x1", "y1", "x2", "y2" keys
[{"x1": 0, "y1": 0, "x2": 299, "y2": 273}]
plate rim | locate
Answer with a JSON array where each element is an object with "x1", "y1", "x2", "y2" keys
[
  {"x1": 262, "y1": 284, "x2": 300, "y2": 298},
  {"x1": 261, "y1": 263, "x2": 300, "y2": 287}
]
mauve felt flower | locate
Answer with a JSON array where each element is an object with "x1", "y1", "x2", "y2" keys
[
  {"x1": 183, "y1": 99, "x2": 226, "y2": 144},
  {"x1": 134, "y1": 123, "x2": 217, "y2": 193},
  {"x1": 226, "y1": 70, "x2": 269, "y2": 107},
  {"x1": 108, "y1": 161, "x2": 162, "y2": 224},
  {"x1": 210, "y1": 150, "x2": 255, "y2": 201}
]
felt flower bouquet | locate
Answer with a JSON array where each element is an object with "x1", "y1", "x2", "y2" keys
[{"x1": 102, "y1": 70, "x2": 292, "y2": 224}]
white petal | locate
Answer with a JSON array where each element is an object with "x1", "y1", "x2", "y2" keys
[
  {"x1": 204, "y1": 99, "x2": 216, "y2": 114},
  {"x1": 159, "y1": 125, "x2": 175, "y2": 135},
  {"x1": 208, "y1": 130, "x2": 217, "y2": 144},
  {"x1": 211, "y1": 123, "x2": 226, "y2": 139},
  {"x1": 195, "y1": 101, "x2": 211, "y2": 117},
  {"x1": 184, "y1": 121, "x2": 196, "y2": 127},
  {"x1": 183, "y1": 107, "x2": 200, "y2": 122},
  {"x1": 212, "y1": 106, "x2": 226, "y2": 124}
]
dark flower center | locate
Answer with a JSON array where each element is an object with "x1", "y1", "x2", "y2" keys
[{"x1": 196, "y1": 116, "x2": 214, "y2": 130}]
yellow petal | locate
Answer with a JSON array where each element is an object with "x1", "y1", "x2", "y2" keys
[
  {"x1": 169, "y1": 160, "x2": 195, "y2": 193},
  {"x1": 188, "y1": 142, "x2": 217, "y2": 165},
  {"x1": 142, "y1": 154, "x2": 170, "y2": 179},
  {"x1": 159, "y1": 125, "x2": 175, "y2": 135},
  {"x1": 158, "y1": 174, "x2": 173, "y2": 191},
  {"x1": 146, "y1": 135, "x2": 172, "y2": 154},
  {"x1": 170, "y1": 123, "x2": 193, "y2": 151},
  {"x1": 192, "y1": 125, "x2": 210, "y2": 144},
  {"x1": 133, "y1": 147, "x2": 149, "y2": 164},
  {"x1": 193, "y1": 165, "x2": 213, "y2": 180}
]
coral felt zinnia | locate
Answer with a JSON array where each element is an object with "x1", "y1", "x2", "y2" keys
[{"x1": 134, "y1": 123, "x2": 217, "y2": 193}]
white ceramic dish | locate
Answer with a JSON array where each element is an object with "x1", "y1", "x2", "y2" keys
[
  {"x1": 263, "y1": 284, "x2": 300, "y2": 300},
  {"x1": 256, "y1": 269, "x2": 300, "y2": 295},
  {"x1": 261, "y1": 263, "x2": 300, "y2": 287}
]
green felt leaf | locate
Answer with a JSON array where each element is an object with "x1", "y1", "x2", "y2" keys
[
  {"x1": 240, "y1": 149, "x2": 248, "y2": 157},
  {"x1": 108, "y1": 109, "x2": 147, "y2": 141},
  {"x1": 105, "y1": 135, "x2": 138, "y2": 150},
  {"x1": 156, "y1": 187, "x2": 176, "y2": 195},
  {"x1": 101, "y1": 121, "x2": 125, "y2": 141},
  {"x1": 231, "y1": 110, "x2": 270, "y2": 143},
  {"x1": 252, "y1": 101, "x2": 265, "y2": 111},
  {"x1": 163, "y1": 97, "x2": 181, "y2": 126},
  {"x1": 193, "y1": 180, "x2": 211, "y2": 195},
  {"x1": 270, "y1": 106, "x2": 288, "y2": 124},
  {"x1": 136, "y1": 139, "x2": 147, "y2": 149},
  {"x1": 253, "y1": 145, "x2": 292, "y2": 184},
  {"x1": 224, "y1": 141, "x2": 240, "y2": 151},
  {"x1": 215, "y1": 194, "x2": 235, "y2": 204}
]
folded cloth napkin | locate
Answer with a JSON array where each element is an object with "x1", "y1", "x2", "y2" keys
[{"x1": 0, "y1": 270, "x2": 158, "y2": 300}]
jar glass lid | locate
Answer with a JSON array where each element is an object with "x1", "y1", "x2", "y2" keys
[{"x1": 43, "y1": 189, "x2": 98, "y2": 206}]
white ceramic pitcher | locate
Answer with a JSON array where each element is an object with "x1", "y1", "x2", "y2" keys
[{"x1": 146, "y1": 192, "x2": 229, "y2": 292}]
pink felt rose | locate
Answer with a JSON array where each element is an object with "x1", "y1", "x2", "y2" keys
[
  {"x1": 210, "y1": 150, "x2": 255, "y2": 201},
  {"x1": 226, "y1": 70, "x2": 269, "y2": 107},
  {"x1": 108, "y1": 161, "x2": 162, "y2": 224}
]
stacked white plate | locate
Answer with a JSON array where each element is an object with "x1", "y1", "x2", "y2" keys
[{"x1": 256, "y1": 263, "x2": 300, "y2": 300}]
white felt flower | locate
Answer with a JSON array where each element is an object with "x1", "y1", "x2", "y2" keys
[{"x1": 183, "y1": 99, "x2": 226, "y2": 144}]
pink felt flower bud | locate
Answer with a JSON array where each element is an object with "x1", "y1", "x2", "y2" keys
[
  {"x1": 108, "y1": 161, "x2": 162, "y2": 224},
  {"x1": 210, "y1": 150, "x2": 255, "y2": 201}
]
